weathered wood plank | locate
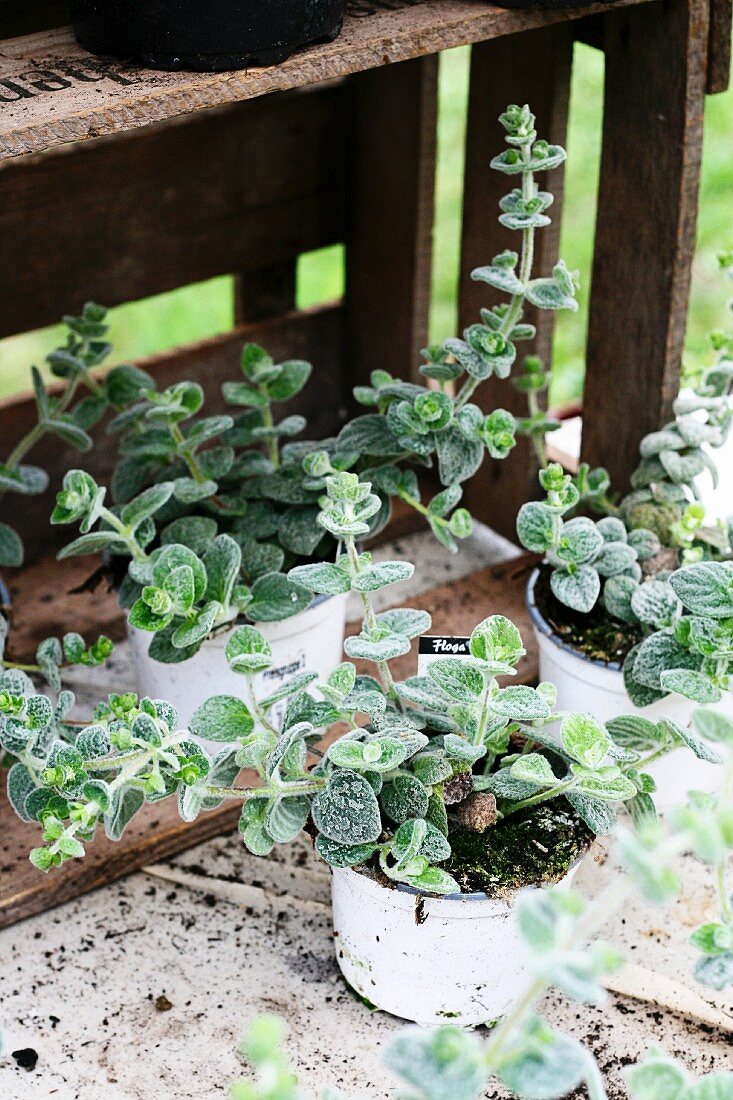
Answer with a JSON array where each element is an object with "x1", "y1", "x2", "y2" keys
[
  {"x1": 581, "y1": 0, "x2": 709, "y2": 491},
  {"x1": 458, "y1": 25, "x2": 573, "y2": 541},
  {"x1": 0, "y1": 793, "x2": 244, "y2": 931},
  {"x1": 0, "y1": 304, "x2": 347, "y2": 562},
  {"x1": 0, "y1": 0, "x2": 656, "y2": 161},
  {"x1": 0, "y1": 85, "x2": 344, "y2": 338},
  {"x1": 4, "y1": 555, "x2": 126, "y2": 661},
  {"x1": 0, "y1": 552, "x2": 537, "y2": 929},
  {"x1": 344, "y1": 55, "x2": 437, "y2": 389},
  {"x1": 707, "y1": 0, "x2": 732, "y2": 93}
]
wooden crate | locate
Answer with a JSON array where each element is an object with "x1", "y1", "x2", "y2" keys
[{"x1": 0, "y1": 0, "x2": 730, "y2": 924}]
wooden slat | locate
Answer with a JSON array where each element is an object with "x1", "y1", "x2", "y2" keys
[
  {"x1": 574, "y1": 13, "x2": 606, "y2": 48},
  {"x1": 581, "y1": 0, "x2": 709, "y2": 491},
  {"x1": 0, "y1": 85, "x2": 344, "y2": 338},
  {"x1": 0, "y1": 552, "x2": 537, "y2": 929},
  {"x1": 458, "y1": 25, "x2": 573, "y2": 541},
  {"x1": 344, "y1": 55, "x2": 438, "y2": 388},
  {"x1": 0, "y1": 304, "x2": 347, "y2": 562},
  {"x1": 0, "y1": 793, "x2": 244, "y2": 931},
  {"x1": 0, "y1": 0, "x2": 656, "y2": 161},
  {"x1": 235, "y1": 262, "x2": 298, "y2": 326},
  {"x1": 707, "y1": 0, "x2": 732, "y2": 92},
  {"x1": 4, "y1": 555, "x2": 126, "y2": 660}
]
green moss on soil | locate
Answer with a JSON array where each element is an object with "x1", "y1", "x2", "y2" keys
[
  {"x1": 444, "y1": 802, "x2": 593, "y2": 896},
  {"x1": 535, "y1": 564, "x2": 642, "y2": 664}
]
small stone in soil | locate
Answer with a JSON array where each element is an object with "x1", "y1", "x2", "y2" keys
[
  {"x1": 443, "y1": 771, "x2": 473, "y2": 805},
  {"x1": 12, "y1": 1048, "x2": 38, "y2": 1071},
  {"x1": 453, "y1": 792, "x2": 498, "y2": 833},
  {"x1": 446, "y1": 803, "x2": 593, "y2": 895}
]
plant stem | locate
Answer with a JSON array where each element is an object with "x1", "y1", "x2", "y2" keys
[
  {"x1": 2, "y1": 367, "x2": 84, "y2": 488},
  {"x1": 483, "y1": 973, "x2": 546, "y2": 1070},
  {"x1": 635, "y1": 744, "x2": 675, "y2": 772},
  {"x1": 527, "y1": 387, "x2": 548, "y2": 468},
  {"x1": 84, "y1": 749, "x2": 148, "y2": 773},
  {"x1": 397, "y1": 489, "x2": 451, "y2": 540},
  {"x1": 345, "y1": 536, "x2": 401, "y2": 707},
  {"x1": 205, "y1": 779, "x2": 326, "y2": 801},
  {"x1": 501, "y1": 777, "x2": 578, "y2": 818},
  {"x1": 4, "y1": 422, "x2": 46, "y2": 473},
  {"x1": 455, "y1": 143, "x2": 536, "y2": 413},
  {"x1": 170, "y1": 424, "x2": 207, "y2": 485},
  {"x1": 474, "y1": 675, "x2": 494, "y2": 747},
  {"x1": 260, "y1": 397, "x2": 280, "y2": 470},
  {"x1": 99, "y1": 506, "x2": 149, "y2": 564},
  {"x1": 247, "y1": 677, "x2": 281, "y2": 740}
]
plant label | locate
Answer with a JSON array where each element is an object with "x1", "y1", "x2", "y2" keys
[{"x1": 418, "y1": 636, "x2": 471, "y2": 675}]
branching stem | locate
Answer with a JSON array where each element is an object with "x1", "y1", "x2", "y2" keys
[{"x1": 345, "y1": 535, "x2": 401, "y2": 708}]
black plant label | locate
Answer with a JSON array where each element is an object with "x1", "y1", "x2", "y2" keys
[{"x1": 417, "y1": 636, "x2": 471, "y2": 675}]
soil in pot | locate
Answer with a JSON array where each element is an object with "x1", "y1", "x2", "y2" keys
[
  {"x1": 444, "y1": 802, "x2": 594, "y2": 895},
  {"x1": 534, "y1": 563, "x2": 642, "y2": 665},
  {"x1": 353, "y1": 799, "x2": 594, "y2": 898}
]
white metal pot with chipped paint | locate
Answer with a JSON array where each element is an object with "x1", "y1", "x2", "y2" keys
[
  {"x1": 331, "y1": 859, "x2": 583, "y2": 1027},
  {"x1": 127, "y1": 592, "x2": 348, "y2": 730},
  {"x1": 526, "y1": 569, "x2": 729, "y2": 811}
]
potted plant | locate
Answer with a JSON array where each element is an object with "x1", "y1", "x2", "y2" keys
[
  {"x1": 5, "y1": 470, "x2": 721, "y2": 1024},
  {"x1": 349, "y1": 96, "x2": 730, "y2": 794},
  {"x1": 336, "y1": 104, "x2": 578, "y2": 554},
  {"x1": 44, "y1": 102, "x2": 580, "y2": 725},
  {"x1": 50, "y1": 320, "x2": 515, "y2": 725},
  {"x1": 516, "y1": 255, "x2": 733, "y2": 805},
  {"x1": 0, "y1": 304, "x2": 143, "y2": 693},
  {"x1": 50, "y1": 343, "x2": 358, "y2": 727},
  {"x1": 230, "y1": 746, "x2": 733, "y2": 1095},
  {"x1": 69, "y1": 0, "x2": 347, "y2": 73}
]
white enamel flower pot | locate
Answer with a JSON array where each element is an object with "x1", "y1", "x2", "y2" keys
[
  {"x1": 527, "y1": 570, "x2": 730, "y2": 812},
  {"x1": 331, "y1": 859, "x2": 583, "y2": 1027},
  {"x1": 127, "y1": 593, "x2": 348, "y2": 730}
]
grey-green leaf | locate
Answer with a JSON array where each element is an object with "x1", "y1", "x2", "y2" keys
[
  {"x1": 311, "y1": 770, "x2": 381, "y2": 846},
  {"x1": 190, "y1": 695, "x2": 255, "y2": 742}
]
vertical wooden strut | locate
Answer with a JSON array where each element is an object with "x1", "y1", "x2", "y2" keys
[
  {"x1": 706, "y1": 0, "x2": 731, "y2": 94},
  {"x1": 582, "y1": 0, "x2": 709, "y2": 492},
  {"x1": 345, "y1": 55, "x2": 439, "y2": 392},
  {"x1": 235, "y1": 263, "x2": 297, "y2": 325},
  {"x1": 458, "y1": 26, "x2": 573, "y2": 540}
]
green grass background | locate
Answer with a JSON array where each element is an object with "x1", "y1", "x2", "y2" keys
[{"x1": 1, "y1": 44, "x2": 730, "y2": 406}]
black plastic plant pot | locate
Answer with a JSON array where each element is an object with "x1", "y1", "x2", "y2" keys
[{"x1": 69, "y1": 0, "x2": 347, "y2": 72}]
